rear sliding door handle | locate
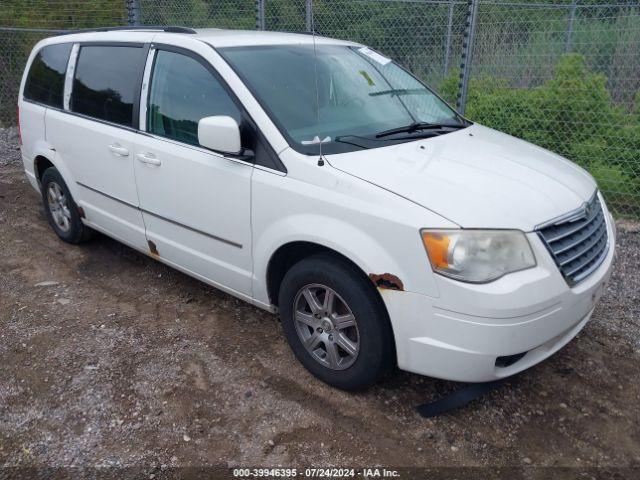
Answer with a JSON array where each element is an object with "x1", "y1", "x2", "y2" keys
[
  {"x1": 136, "y1": 153, "x2": 162, "y2": 166},
  {"x1": 108, "y1": 144, "x2": 129, "y2": 157}
]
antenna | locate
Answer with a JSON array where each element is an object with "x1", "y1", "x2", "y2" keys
[{"x1": 310, "y1": 2, "x2": 324, "y2": 162}]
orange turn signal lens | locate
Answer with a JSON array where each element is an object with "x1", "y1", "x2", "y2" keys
[{"x1": 421, "y1": 231, "x2": 451, "y2": 269}]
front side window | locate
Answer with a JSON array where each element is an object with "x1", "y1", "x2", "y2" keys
[
  {"x1": 24, "y1": 43, "x2": 72, "y2": 108},
  {"x1": 71, "y1": 45, "x2": 146, "y2": 127},
  {"x1": 147, "y1": 50, "x2": 241, "y2": 147},
  {"x1": 219, "y1": 44, "x2": 466, "y2": 154}
]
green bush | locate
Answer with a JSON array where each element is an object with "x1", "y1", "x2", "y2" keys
[{"x1": 442, "y1": 54, "x2": 640, "y2": 217}]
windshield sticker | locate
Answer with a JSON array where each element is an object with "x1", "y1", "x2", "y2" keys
[
  {"x1": 358, "y1": 47, "x2": 391, "y2": 66},
  {"x1": 301, "y1": 135, "x2": 332, "y2": 146},
  {"x1": 359, "y1": 70, "x2": 375, "y2": 86}
]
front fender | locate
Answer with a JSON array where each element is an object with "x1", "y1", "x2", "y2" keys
[
  {"x1": 250, "y1": 158, "x2": 453, "y2": 305},
  {"x1": 252, "y1": 212, "x2": 411, "y2": 304}
]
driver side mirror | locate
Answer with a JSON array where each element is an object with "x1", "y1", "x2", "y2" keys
[{"x1": 197, "y1": 116, "x2": 241, "y2": 155}]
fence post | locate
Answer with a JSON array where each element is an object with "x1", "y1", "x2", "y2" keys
[
  {"x1": 256, "y1": 0, "x2": 266, "y2": 30},
  {"x1": 443, "y1": 0, "x2": 455, "y2": 75},
  {"x1": 305, "y1": 0, "x2": 313, "y2": 32},
  {"x1": 565, "y1": 0, "x2": 578, "y2": 52},
  {"x1": 457, "y1": 0, "x2": 479, "y2": 116},
  {"x1": 127, "y1": 0, "x2": 140, "y2": 26}
]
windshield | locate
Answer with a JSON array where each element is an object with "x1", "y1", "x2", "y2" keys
[{"x1": 218, "y1": 44, "x2": 466, "y2": 155}]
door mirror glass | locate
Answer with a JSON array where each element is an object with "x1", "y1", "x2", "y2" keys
[{"x1": 198, "y1": 116, "x2": 241, "y2": 154}]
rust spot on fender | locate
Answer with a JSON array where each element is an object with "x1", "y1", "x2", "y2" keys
[
  {"x1": 77, "y1": 206, "x2": 85, "y2": 219},
  {"x1": 369, "y1": 273, "x2": 404, "y2": 291},
  {"x1": 148, "y1": 240, "x2": 159, "y2": 257}
]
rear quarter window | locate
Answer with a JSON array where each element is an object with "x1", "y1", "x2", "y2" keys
[
  {"x1": 24, "y1": 43, "x2": 72, "y2": 108},
  {"x1": 71, "y1": 45, "x2": 146, "y2": 128}
]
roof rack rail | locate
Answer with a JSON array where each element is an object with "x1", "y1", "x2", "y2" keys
[
  {"x1": 281, "y1": 30, "x2": 322, "y2": 36},
  {"x1": 58, "y1": 25, "x2": 197, "y2": 35}
]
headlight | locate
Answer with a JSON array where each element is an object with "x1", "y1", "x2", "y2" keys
[{"x1": 421, "y1": 229, "x2": 536, "y2": 283}]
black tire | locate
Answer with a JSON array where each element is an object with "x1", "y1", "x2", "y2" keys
[
  {"x1": 278, "y1": 253, "x2": 395, "y2": 390},
  {"x1": 41, "y1": 167, "x2": 92, "y2": 244}
]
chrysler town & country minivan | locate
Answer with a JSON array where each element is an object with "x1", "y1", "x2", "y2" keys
[{"x1": 18, "y1": 27, "x2": 615, "y2": 390}]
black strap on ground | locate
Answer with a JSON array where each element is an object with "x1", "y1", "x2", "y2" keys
[{"x1": 415, "y1": 379, "x2": 506, "y2": 418}]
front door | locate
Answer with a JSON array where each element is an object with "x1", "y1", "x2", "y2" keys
[{"x1": 133, "y1": 47, "x2": 253, "y2": 297}]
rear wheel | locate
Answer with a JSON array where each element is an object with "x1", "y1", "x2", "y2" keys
[
  {"x1": 278, "y1": 254, "x2": 394, "y2": 390},
  {"x1": 41, "y1": 167, "x2": 92, "y2": 244}
]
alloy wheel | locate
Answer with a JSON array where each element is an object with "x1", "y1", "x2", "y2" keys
[
  {"x1": 293, "y1": 284, "x2": 360, "y2": 370},
  {"x1": 46, "y1": 181, "x2": 72, "y2": 232}
]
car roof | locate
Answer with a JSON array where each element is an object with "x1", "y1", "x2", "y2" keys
[
  {"x1": 42, "y1": 27, "x2": 360, "y2": 49},
  {"x1": 194, "y1": 28, "x2": 359, "y2": 48}
]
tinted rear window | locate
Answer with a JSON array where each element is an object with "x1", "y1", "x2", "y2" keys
[
  {"x1": 24, "y1": 43, "x2": 72, "y2": 108},
  {"x1": 72, "y1": 45, "x2": 146, "y2": 127}
]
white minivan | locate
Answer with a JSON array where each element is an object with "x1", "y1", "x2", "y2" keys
[{"x1": 19, "y1": 27, "x2": 615, "y2": 390}]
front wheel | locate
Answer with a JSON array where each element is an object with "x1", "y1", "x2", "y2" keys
[{"x1": 278, "y1": 254, "x2": 395, "y2": 390}]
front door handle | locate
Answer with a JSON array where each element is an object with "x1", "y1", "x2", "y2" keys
[
  {"x1": 108, "y1": 143, "x2": 129, "y2": 157},
  {"x1": 136, "y1": 153, "x2": 162, "y2": 166}
]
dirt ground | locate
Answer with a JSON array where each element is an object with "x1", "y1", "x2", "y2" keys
[{"x1": 1, "y1": 155, "x2": 639, "y2": 478}]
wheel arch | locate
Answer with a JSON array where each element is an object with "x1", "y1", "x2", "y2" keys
[
  {"x1": 31, "y1": 150, "x2": 79, "y2": 201},
  {"x1": 34, "y1": 154, "x2": 55, "y2": 185},
  {"x1": 266, "y1": 240, "x2": 399, "y2": 372},
  {"x1": 266, "y1": 240, "x2": 393, "y2": 312}
]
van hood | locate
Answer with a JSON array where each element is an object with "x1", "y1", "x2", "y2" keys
[{"x1": 326, "y1": 124, "x2": 597, "y2": 231}]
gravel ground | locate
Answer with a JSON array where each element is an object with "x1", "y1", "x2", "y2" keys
[
  {"x1": 1, "y1": 129, "x2": 639, "y2": 478},
  {"x1": 0, "y1": 127, "x2": 20, "y2": 167}
]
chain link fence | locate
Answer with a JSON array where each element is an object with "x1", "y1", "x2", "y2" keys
[
  {"x1": 1, "y1": 0, "x2": 638, "y2": 216},
  {"x1": 452, "y1": 1, "x2": 640, "y2": 217}
]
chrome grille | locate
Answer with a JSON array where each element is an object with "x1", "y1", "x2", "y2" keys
[{"x1": 537, "y1": 193, "x2": 609, "y2": 286}]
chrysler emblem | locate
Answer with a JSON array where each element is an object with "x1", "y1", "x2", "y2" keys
[
  {"x1": 584, "y1": 199, "x2": 595, "y2": 219},
  {"x1": 564, "y1": 198, "x2": 595, "y2": 223}
]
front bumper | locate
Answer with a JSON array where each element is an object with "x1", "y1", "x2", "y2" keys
[{"x1": 382, "y1": 209, "x2": 616, "y2": 382}]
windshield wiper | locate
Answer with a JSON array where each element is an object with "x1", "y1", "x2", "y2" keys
[
  {"x1": 333, "y1": 135, "x2": 372, "y2": 150},
  {"x1": 374, "y1": 121, "x2": 465, "y2": 138},
  {"x1": 369, "y1": 88, "x2": 427, "y2": 97}
]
